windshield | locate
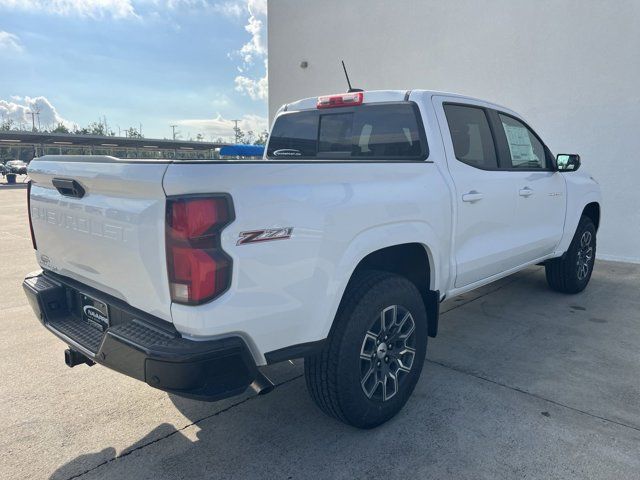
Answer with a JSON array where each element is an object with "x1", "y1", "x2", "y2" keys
[{"x1": 267, "y1": 102, "x2": 428, "y2": 161}]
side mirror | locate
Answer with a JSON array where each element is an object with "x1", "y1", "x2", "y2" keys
[{"x1": 556, "y1": 153, "x2": 581, "y2": 172}]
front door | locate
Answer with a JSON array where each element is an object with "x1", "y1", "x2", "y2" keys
[{"x1": 491, "y1": 111, "x2": 566, "y2": 260}]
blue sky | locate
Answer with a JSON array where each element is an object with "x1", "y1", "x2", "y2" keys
[{"x1": 0, "y1": 0, "x2": 267, "y2": 141}]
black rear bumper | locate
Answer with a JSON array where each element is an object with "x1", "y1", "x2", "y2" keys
[{"x1": 22, "y1": 270, "x2": 260, "y2": 401}]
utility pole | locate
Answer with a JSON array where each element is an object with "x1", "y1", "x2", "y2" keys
[
  {"x1": 27, "y1": 111, "x2": 38, "y2": 132},
  {"x1": 28, "y1": 105, "x2": 41, "y2": 132},
  {"x1": 170, "y1": 125, "x2": 178, "y2": 140},
  {"x1": 232, "y1": 119, "x2": 240, "y2": 143},
  {"x1": 139, "y1": 122, "x2": 143, "y2": 137}
]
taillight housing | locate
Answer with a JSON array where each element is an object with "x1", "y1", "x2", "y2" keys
[
  {"x1": 317, "y1": 91, "x2": 364, "y2": 109},
  {"x1": 27, "y1": 180, "x2": 37, "y2": 250},
  {"x1": 165, "y1": 195, "x2": 234, "y2": 305}
]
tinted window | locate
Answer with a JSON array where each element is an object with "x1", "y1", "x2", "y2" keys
[
  {"x1": 498, "y1": 114, "x2": 547, "y2": 169},
  {"x1": 319, "y1": 113, "x2": 353, "y2": 153},
  {"x1": 267, "y1": 103, "x2": 427, "y2": 160},
  {"x1": 444, "y1": 104, "x2": 498, "y2": 169},
  {"x1": 266, "y1": 110, "x2": 318, "y2": 158},
  {"x1": 351, "y1": 104, "x2": 424, "y2": 158}
]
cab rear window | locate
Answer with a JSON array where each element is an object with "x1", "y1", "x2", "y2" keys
[{"x1": 267, "y1": 103, "x2": 428, "y2": 160}]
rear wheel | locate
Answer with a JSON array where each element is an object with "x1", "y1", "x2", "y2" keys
[
  {"x1": 545, "y1": 215, "x2": 596, "y2": 293},
  {"x1": 304, "y1": 271, "x2": 428, "y2": 428}
]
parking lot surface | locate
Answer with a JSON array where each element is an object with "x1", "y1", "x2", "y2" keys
[{"x1": 2, "y1": 186, "x2": 640, "y2": 479}]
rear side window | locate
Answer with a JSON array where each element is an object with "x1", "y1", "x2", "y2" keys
[
  {"x1": 444, "y1": 104, "x2": 498, "y2": 169},
  {"x1": 267, "y1": 103, "x2": 427, "y2": 160}
]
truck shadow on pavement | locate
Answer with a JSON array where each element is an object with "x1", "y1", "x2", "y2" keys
[{"x1": 48, "y1": 264, "x2": 640, "y2": 479}]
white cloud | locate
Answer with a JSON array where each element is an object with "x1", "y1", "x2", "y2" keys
[
  {"x1": 161, "y1": 0, "x2": 243, "y2": 17},
  {"x1": 176, "y1": 113, "x2": 267, "y2": 140},
  {"x1": 213, "y1": 1, "x2": 244, "y2": 17},
  {"x1": 0, "y1": 96, "x2": 70, "y2": 129},
  {"x1": 0, "y1": 0, "x2": 137, "y2": 19},
  {"x1": 232, "y1": 0, "x2": 267, "y2": 101},
  {"x1": 235, "y1": 58, "x2": 267, "y2": 100},
  {"x1": 0, "y1": 31, "x2": 23, "y2": 53},
  {"x1": 238, "y1": 12, "x2": 263, "y2": 63}
]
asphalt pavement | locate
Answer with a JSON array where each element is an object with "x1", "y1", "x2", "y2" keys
[{"x1": 1, "y1": 186, "x2": 639, "y2": 479}]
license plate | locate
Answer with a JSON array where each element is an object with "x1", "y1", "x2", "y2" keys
[{"x1": 81, "y1": 294, "x2": 110, "y2": 331}]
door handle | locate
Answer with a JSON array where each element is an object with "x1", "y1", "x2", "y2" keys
[
  {"x1": 519, "y1": 187, "x2": 533, "y2": 197},
  {"x1": 462, "y1": 191, "x2": 484, "y2": 203},
  {"x1": 52, "y1": 178, "x2": 86, "y2": 198}
]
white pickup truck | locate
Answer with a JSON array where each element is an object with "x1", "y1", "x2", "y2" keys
[{"x1": 23, "y1": 90, "x2": 601, "y2": 428}]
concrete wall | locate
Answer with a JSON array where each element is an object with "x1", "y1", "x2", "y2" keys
[{"x1": 268, "y1": 0, "x2": 640, "y2": 262}]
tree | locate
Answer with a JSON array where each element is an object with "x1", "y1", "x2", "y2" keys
[
  {"x1": 125, "y1": 127, "x2": 143, "y2": 138},
  {"x1": 88, "y1": 122, "x2": 106, "y2": 136},
  {"x1": 253, "y1": 130, "x2": 269, "y2": 145},
  {"x1": 233, "y1": 125, "x2": 245, "y2": 144},
  {"x1": 0, "y1": 118, "x2": 14, "y2": 131},
  {"x1": 51, "y1": 123, "x2": 70, "y2": 134}
]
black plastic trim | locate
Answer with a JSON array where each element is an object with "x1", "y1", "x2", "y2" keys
[
  {"x1": 52, "y1": 178, "x2": 86, "y2": 198},
  {"x1": 22, "y1": 270, "x2": 259, "y2": 402},
  {"x1": 264, "y1": 339, "x2": 326, "y2": 364},
  {"x1": 423, "y1": 289, "x2": 440, "y2": 338}
]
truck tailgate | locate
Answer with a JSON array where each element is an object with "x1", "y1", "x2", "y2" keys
[{"x1": 28, "y1": 156, "x2": 172, "y2": 321}]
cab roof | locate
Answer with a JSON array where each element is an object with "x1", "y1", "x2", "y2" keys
[{"x1": 281, "y1": 89, "x2": 512, "y2": 115}]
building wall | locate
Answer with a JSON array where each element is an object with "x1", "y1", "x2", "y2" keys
[{"x1": 268, "y1": 0, "x2": 640, "y2": 262}]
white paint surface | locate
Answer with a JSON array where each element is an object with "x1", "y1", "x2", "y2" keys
[{"x1": 268, "y1": 0, "x2": 640, "y2": 262}]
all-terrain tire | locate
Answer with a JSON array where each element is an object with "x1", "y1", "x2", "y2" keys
[
  {"x1": 304, "y1": 270, "x2": 428, "y2": 428},
  {"x1": 545, "y1": 215, "x2": 596, "y2": 294}
]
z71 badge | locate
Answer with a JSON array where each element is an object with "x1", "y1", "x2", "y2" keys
[{"x1": 237, "y1": 227, "x2": 293, "y2": 246}]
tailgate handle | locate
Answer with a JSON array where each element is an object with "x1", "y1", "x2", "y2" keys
[{"x1": 52, "y1": 178, "x2": 86, "y2": 198}]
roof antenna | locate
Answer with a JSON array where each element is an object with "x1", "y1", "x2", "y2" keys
[{"x1": 341, "y1": 60, "x2": 363, "y2": 93}]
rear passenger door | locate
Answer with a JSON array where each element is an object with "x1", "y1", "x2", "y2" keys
[
  {"x1": 490, "y1": 111, "x2": 566, "y2": 260},
  {"x1": 434, "y1": 97, "x2": 523, "y2": 287}
]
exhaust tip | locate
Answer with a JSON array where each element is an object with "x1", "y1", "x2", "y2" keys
[{"x1": 249, "y1": 371, "x2": 275, "y2": 396}]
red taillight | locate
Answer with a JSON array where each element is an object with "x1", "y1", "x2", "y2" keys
[
  {"x1": 27, "y1": 180, "x2": 37, "y2": 250},
  {"x1": 166, "y1": 196, "x2": 233, "y2": 305},
  {"x1": 317, "y1": 91, "x2": 364, "y2": 109}
]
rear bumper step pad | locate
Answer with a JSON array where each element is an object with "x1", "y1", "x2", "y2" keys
[{"x1": 23, "y1": 270, "x2": 259, "y2": 401}]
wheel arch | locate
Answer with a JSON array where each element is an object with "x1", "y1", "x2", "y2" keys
[
  {"x1": 555, "y1": 192, "x2": 601, "y2": 256},
  {"x1": 331, "y1": 241, "x2": 440, "y2": 340},
  {"x1": 582, "y1": 202, "x2": 600, "y2": 231}
]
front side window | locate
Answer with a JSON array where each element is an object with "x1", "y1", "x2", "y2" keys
[
  {"x1": 267, "y1": 103, "x2": 427, "y2": 160},
  {"x1": 498, "y1": 114, "x2": 547, "y2": 169},
  {"x1": 443, "y1": 104, "x2": 498, "y2": 169}
]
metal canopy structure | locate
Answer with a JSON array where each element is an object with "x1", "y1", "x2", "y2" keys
[
  {"x1": 0, "y1": 131, "x2": 232, "y2": 160},
  {"x1": 0, "y1": 131, "x2": 230, "y2": 149}
]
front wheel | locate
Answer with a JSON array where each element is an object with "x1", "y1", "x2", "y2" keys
[
  {"x1": 545, "y1": 215, "x2": 596, "y2": 293},
  {"x1": 304, "y1": 271, "x2": 428, "y2": 428}
]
